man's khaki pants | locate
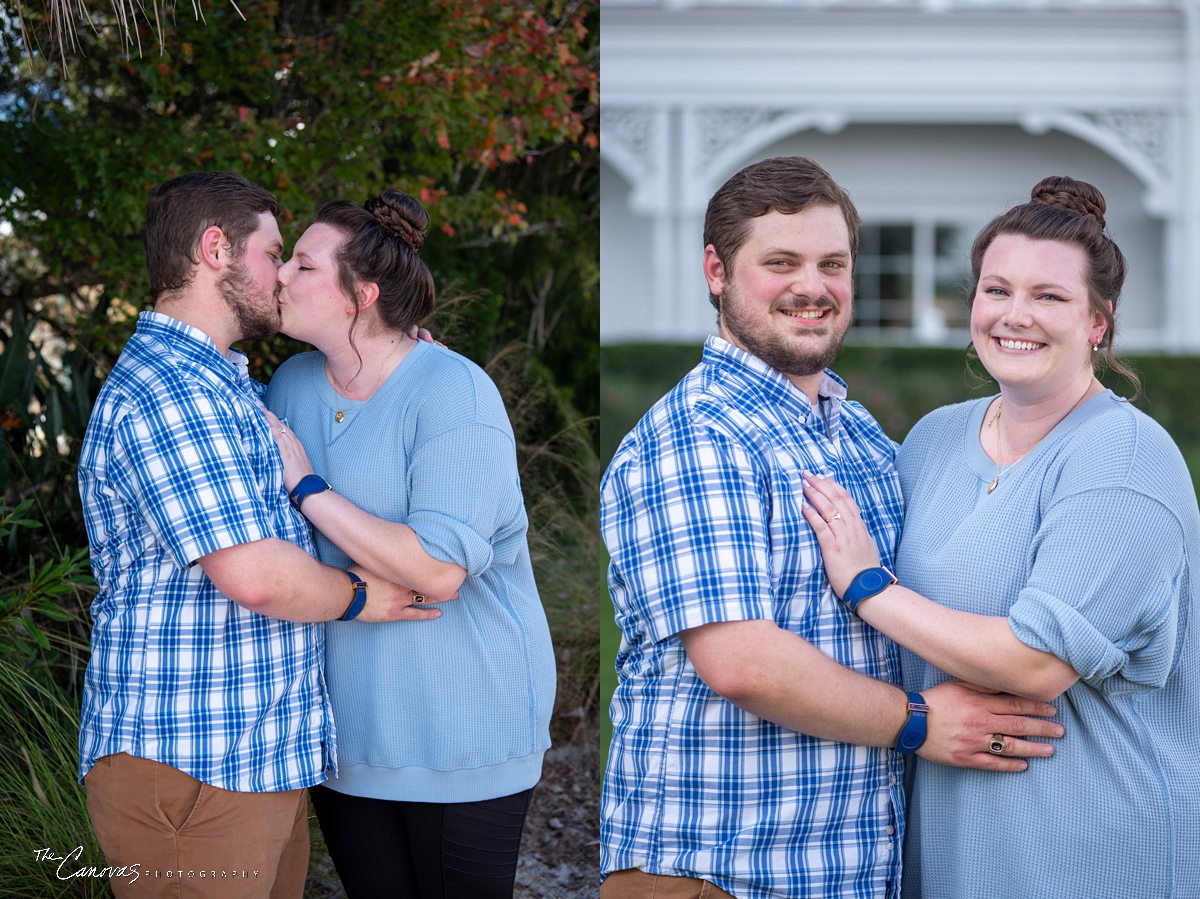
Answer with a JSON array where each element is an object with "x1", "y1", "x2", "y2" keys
[
  {"x1": 602, "y1": 868, "x2": 738, "y2": 899},
  {"x1": 84, "y1": 753, "x2": 309, "y2": 898}
]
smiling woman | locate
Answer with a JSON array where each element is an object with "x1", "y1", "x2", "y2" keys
[
  {"x1": 799, "y1": 175, "x2": 1200, "y2": 899},
  {"x1": 970, "y1": 233, "x2": 1108, "y2": 462}
]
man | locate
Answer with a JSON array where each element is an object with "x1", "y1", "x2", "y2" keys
[
  {"x1": 599, "y1": 157, "x2": 1063, "y2": 899},
  {"x1": 77, "y1": 172, "x2": 445, "y2": 898}
]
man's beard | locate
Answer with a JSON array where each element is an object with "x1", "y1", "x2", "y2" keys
[
  {"x1": 219, "y1": 260, "x2": 280, "y2": 342},
  {"x1": 719, "y1": 283, "x2": 848, "y2": 378}
]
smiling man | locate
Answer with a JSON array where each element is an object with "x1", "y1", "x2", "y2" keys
[{"x1": 599, "y1": 156, "x2": 1065, "y2": 899}]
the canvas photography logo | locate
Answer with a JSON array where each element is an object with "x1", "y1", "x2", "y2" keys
[{"x1": 33, "y1": 846, "x2": 260, "y2": 887}]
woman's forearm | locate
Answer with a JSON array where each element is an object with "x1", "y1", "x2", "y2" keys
[
  {"x1": 858, "y1": 585, "x2": 1079, "y2": 702},
  {"x1": 297, "y1": 489, "x2": 466, "y2": 599}
]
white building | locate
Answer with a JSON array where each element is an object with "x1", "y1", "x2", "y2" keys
[{"x1": 600, "y1": 0, "x2": 1200, "y2": 351}]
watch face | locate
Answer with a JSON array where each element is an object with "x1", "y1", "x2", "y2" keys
[
  {"x1": 859, "y1": 570, "x2": 887, "y2": 592},
  {"x1": 898, "y1": 724, "x2": 925, "y2": 753}
]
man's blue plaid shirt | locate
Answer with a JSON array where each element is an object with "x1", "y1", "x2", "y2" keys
[
  {"x1": 77, "y1": 312, "x2": 333, "y2": 793},
  {"x1": 601, "y1": 337, "x2": 907, "y2": 899}
]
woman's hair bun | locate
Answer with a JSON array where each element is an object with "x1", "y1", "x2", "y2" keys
[
  {"x1": 365, "y1": 188, "x2": 429, "y2": 252},
  {"x1": 1029, "y1": 175, "x2": 1107, "y2": 228}
]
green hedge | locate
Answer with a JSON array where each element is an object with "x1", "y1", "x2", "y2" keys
[{"x1": 601, "y1": 343, "x2": 1200, "y2": 477}]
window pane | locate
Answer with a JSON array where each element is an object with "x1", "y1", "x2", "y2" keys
[
  {"x1": 879, "y1": 273, "x2": 913, "y2": 301},
  {"x1": 853, "y1": 224, "x2": 914, "y2": 332},
  {"x1": 879, "y1": 226, "x2": 913, "y2": 256},
  {"x1": 935, "y1": 224, "x2": 968, "y2": 258},
  {"x1": 880, "y1": 298, "x2": 913, "y2": 328},
  {"x1": 934, "y1": 224, "x2": 979, "y2": 330},
  {"x1": 859, "y1": 225, "x2": 881, "y2": 255}
]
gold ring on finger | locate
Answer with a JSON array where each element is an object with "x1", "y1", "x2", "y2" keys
[
  {"x1": 411, "y1": 592, "x2": 426, "y2": 605},
  {"x1": 824, "y1": 512, "x2": 842, "y2": 523},
  {"x1": 988, "y1": 734, "x2": 1006, "y2": 755}
]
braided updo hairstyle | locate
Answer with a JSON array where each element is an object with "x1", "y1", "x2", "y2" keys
[
  {"x1": 314, "y1": 188, "x2": 436, "y2": 343},
  {"x1": 967, "y1": 175, "x2": 1139, "y2": 394}
]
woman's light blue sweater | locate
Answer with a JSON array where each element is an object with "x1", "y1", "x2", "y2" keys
[
  {"x1": 267, "y1": 340, "x2": 555, "y2": 803},
  {"x1": 896, "y1": 391, "x2": 1200, "y2": 899}
]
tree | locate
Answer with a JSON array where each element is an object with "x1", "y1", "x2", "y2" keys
[{"x1": 0, "y1": 0, "x2": 598, "y2": 544}]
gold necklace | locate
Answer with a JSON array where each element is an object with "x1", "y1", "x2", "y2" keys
[
  {"x1": 328, "y1": 341, "x2": 401, "y2": 424},
  {"x1": 986, "y1": 386, "x2": 1097, "y2": 495},
  {"x1": 987, "y1": 400, "x2": 1027, "y2": 494}
]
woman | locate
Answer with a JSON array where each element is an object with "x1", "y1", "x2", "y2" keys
[
  {"x1": 264, "y1": 188, "x2": 556, "y2": 898},
  {"x1": 800, "y1": 176, "x2": 1200, "y2": 898}
]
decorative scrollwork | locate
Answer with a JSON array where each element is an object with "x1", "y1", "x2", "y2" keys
[
  {"x1": 1088, "y1": 110, "x2": 1175, "y2": 178},
  {"x1": 691, "y1": 108, "x2": 782, "y2": 173},
  {"x1": 600, "y1": 107, "x2": 660, "y2": 179}
]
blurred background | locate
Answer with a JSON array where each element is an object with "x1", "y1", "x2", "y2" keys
[
  {"x1": 599, "y1": 0, "x2": 1200, "y2": 768},
  {"x1": 0, "y1": 2, "x2": 599, "y2": 896}
]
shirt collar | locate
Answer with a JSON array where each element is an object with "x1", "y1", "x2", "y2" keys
[
  {"x1": 137, "y1": 311, "x2": 252, "y2": 388},
  {"x1": 702, "y1": 335, "x2": 848, "y2": 422}
]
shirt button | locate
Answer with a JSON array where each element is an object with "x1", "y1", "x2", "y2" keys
[
  {"x1": 886, "y1": 842, "x2": 894, "y2": 852},
  {"x1": 891, "y1": 775, "x2": 898, "y2": 785},
  {"x1": 886, "y1": 825, "x2": 895, "y2": 835}
]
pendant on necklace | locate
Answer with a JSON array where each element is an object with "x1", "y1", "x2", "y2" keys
[
  {"x1": 987, "y1": 477, "x2": 999, "y2": 494},
  {"x1": 335, "y1": 411, "x2": 345, "y2": 423}
]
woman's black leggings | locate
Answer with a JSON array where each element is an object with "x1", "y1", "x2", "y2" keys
[{"x1": 310, "y1": 783, "x2": 534, "y2": 899}]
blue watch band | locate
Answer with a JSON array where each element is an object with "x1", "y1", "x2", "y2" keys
[
  {"x1": 896, "y1": 691, "x2": 929, "y2": 754},
  {"x1": 339, "y1": 570, "x2": 367, "y2": 621},
  {"x1": 289, "y1": 474, "x2": 330, "y2": 511},
  {"x1": 842, "y1": 566, "x2": 897, "y2": 614}
]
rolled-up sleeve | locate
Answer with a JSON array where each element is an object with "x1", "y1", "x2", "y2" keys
[
  {"x1": 406, "y1": 423, "x2": 521, "y2": 576},
  {"x1": 1009, "y1": 487, "x2": 1184, "y2": 694}
]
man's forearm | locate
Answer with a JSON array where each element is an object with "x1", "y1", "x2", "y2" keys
[
  {"x1": 199, "y1": 538, "x2": 355, "y2": 621},
  {"x1": 681, "y1": 619, "x2": 909, "y2": 747},
  {"x1": 681, "y1": 617, "x2": 1065, "y2": 772}
]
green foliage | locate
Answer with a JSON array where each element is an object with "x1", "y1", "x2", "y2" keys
[
  {"x1": 0, "y1": 523, "x2": 91, "y2": 663},
  {"x1": 0, "y1": 662, "x2": 107, "y2": 899},
  {"x1": 0, "y1": 300, "x2": 98, "y2": 536},
  {"x1": 1, "y1": 1, "x2": 597, "y2": 401},
  {"x1": 0, "y1": 504, "x2": 100, "y2": 898}
]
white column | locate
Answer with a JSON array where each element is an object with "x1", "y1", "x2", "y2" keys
[
  {"x1": 912, "y1": 220, "x2": 946, "y2": 344},
  {"x1": 1181, "y1": 0, "x2": 1200, "y2": 350}
]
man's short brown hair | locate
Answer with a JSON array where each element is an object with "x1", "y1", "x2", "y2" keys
[{"x1": 144, "y1": 172, "x2": 280, "y2": 300}]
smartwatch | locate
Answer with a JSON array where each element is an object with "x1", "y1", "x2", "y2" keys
[
  {"x1": 842, "y1": 566, "x2": 897, "y2": 615},
  {"x1": 289, "y1": 474, "x2": 331, "y2": 511},
  {"x1": 339, "y1": 570, "x2": 368, "y2": 621},
  {"x1": 896, "y1": 691, "x2": 929, "y2": 754}
]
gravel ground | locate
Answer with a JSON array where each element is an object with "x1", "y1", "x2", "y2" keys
[
  {"x1": 514, "y1": 741, "x2": 600, "y2": 899},
  {"x1": 305, "y1": 738, "x2": 600, "y2": 899}
]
